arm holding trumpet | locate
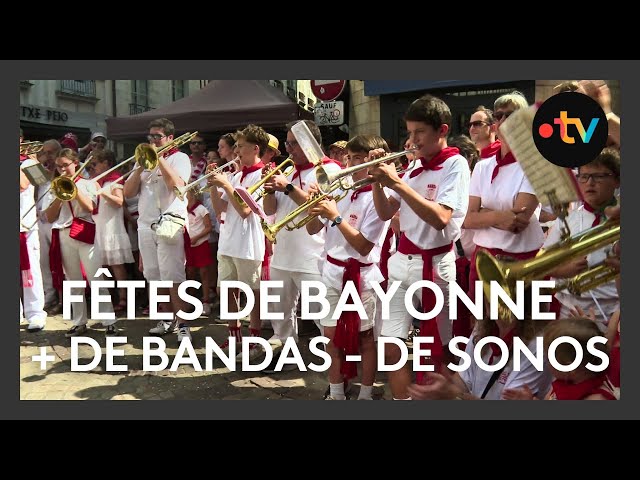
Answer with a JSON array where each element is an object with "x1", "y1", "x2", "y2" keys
[
  {"x1": 262, "y1": 169, "x2": 310, "y2": 215},
  {"x1": 206, "y1": 163, "x2": 253, "y2": 219}
]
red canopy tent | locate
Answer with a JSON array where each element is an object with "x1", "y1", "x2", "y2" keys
[{"x1": 106, "y1": 80, "x2": 312, "y2": 141}]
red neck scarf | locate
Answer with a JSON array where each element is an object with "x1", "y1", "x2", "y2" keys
[
  {"x1": 480, "y1": 140, "x2": 501, "y2": 160},
  {"x1": 327, "y1": 255, "x2": 372, "y2": 381},
  {"x1": 350, "y1": 184, "x2": 372, "y2": 202},
  {"x1": 491, "y1": 150, "x2": 517, "y2": 183},
  {"x1": 291, "y1": 162, "x2": 315, "y2": 181},
  {"x1": 409, "y1": 147, "x2": 459, "y2": 179},
  {"x1": 20, "y1": 232, "x2": 33, "y2": 287},
  {"x1": 161, "y1": 147, "x2": 180, "y2": 159},
  {"x1": 488, "y1": 327, "x2": 516, "y2": 365},
  {"x1": 19, "y1": 154, "x2": 28, "y2": 163},
  {"x1": 188, "y1": 201, "x2": 203, "y2": 214},
  {"x1": 552, "y1": 373, "x2": 615, "y2": 400},
  {"x1": 240, "y1": 161, "x2": 264, "y2": 183},
  {"x1": 583, "y1": 197, "x2": 617, "y2": 227},
  {"x1": 97, "y1": 170, "x2": 122, "y2": 187}
]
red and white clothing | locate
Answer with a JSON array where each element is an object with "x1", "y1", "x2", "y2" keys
[
  {"x1": 544, "y1": 204, "x2": 619, "y2": 327},
  {"x1": 20, "y1": 158, "x2": 46, "y2": 328},
  {"x1": 187, "y1": 203, "x2": 211, "y2": 248},
  {"x1": 546, "y1": 373, "x2": 618, "y2": 400},
  {"x1": 125, "y1": 194, "x2": 139, "y2": 252},
  {"x1": 269, "y1": 159, "x2": 343, "y2": 342},
  {"x1": 189, "y1": 154, "x2": 207, "y2": 183},
  {"x1": 185, "y1": 203, "x2": 213, "y2": 269},
  {"x1": 36, "y1": 183, "x2": 57, "y2": 304},
  {"x1": 459, "y1": 333, "x2": 552, "y2": 400},
  {"x1": 51, "y1": 180, "x2": 115, "y2": 327},
  {"x1": 381, "y1": 151, "x2": 470, "y2": 350},
  {"x1": 218, "y1": 167, "x2": 265, "y2": 262},
  {"x1": 468, "y1": 152, "x2": 544, "y2": 253}
]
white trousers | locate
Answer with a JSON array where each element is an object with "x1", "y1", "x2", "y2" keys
[
  {"x1": 268, "y1": 268, "x2": 324, "y2": 342},
  {"x1": 20, "y1": 230, "x2": 46, "y2": 326},
  {"x1": 38, "y1": 220, "x2": 57, "y2": 303},
  {"x1": 59, "y1": 229, "x2": 115, "y2": 327}
]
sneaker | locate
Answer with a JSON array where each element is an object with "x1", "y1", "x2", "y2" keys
[
  {"x1": 149, "y1": 320, "x2": 175, "y2": 336},
  {"x1": 105, "y1": 324, "x2": 118, "y2": 336},
  {"x1": 214, "y1": 339, "x2": 242, "y2": 359},
  {"x1": 177, "y1": 325, "x2": 192, "y2": 342},
  {"x1": 235, "y1": 343, "x2": 266, "y2": 364},
  {"x1": 27, "y1": 322, "x2": 46, "y2": 332},
  {"x1": 65, "y1": 325, "x2": 88, "y2": 337}
]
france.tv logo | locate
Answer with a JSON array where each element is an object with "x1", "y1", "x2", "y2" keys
[{"x1": 533, "y1": 92, "x2": 608, "y2": 168}]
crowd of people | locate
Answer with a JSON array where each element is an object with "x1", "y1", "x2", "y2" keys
[{"x1": 19, "y1": 79, "x2": 621, "y2": 400}]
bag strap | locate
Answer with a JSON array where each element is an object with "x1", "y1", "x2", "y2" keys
[
  {"x1": 480, "y1": 364, "x2": 508, "y2": 399},
  {"x1": 455, "y1": 239, "x2": 465, "y2": 258}
]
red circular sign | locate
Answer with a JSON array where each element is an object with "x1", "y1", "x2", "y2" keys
[{"x1": 310, "y1": 80, "x2": 346, "y2": 101}]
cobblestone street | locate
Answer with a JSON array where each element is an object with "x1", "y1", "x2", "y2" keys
[{"x1": 20, "y1": 311, "x2": 390, "y2": 400}]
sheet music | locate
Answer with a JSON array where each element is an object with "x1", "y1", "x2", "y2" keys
[{"x1": 499, "y1": 104, "x2": 581, "y2": 206}]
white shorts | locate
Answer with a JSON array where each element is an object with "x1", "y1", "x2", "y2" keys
[
  {"x1": 380, "y1": 251, "x2": 456, "y2": 342},
  {"x1": 217, "y1": 254, "x2": 262, "y2": 290},
  {"x1": 138, "y1": 228, "x2": 186, "y2": 283},
  {"x1": 319, "y1": 287, "x2": 378, "y2": 332}
]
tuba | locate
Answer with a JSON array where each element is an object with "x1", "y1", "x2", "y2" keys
[{"x1": 476, "y1": 217, "x2": 620, "y2": 318}]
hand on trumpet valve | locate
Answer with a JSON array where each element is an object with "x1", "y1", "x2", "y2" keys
[
  {"x1": 366, "y1": 148, "x2": 402, "y2": 188},
  {"x1": 309, "y1": 197, "x2": 338, "y2": 221},
  {"x1": 263, "y1": 171, "x2": 289, "y2": 193},
  {"x1": 306, "y1": 181, "x2": 320, "y2": 196}
]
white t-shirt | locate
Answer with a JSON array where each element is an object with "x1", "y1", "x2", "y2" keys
[
  {"x1": 544, "y1": 204, "x2": 619, "y2": 320},
  {"x1": 458, "y1": 334, "x2": 552, "y2": 400},
  {"x1": 388, "y1": 154, "x2": 470, "y2": 249},
  {"x1": 50, "y1": 178, "x2": 97, "y2": 229},
  {"x1": 270, "y1": 162, "x2": 343, "y2": 274},
  {"x1": 217, "y1": 168, "x2": 265, "y2": 261},
  {"x1": 469, "y1": 155, "x2": 544, "y2": 253},
  {"x1": 20, "y1": 159, "x2": 38, "y2": 232},
  {"x1": 187, "y1": 204, "x2": 210, "y2": 247},
  {"x1": 320, "y1": 189, "x2": 391, "y2": 291},
  {"x1": 134, "y1": 151, "x2": 191, "y2": 231}
]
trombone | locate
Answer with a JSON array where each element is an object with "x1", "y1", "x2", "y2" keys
[
  {"x1": 20, "y1": 141, "x2": 44, "y2": 156},
  {"x1": 261, "y1": 177, "x2": 350, "y2": 243},
  {"x1": 315, "y1": 148, "x2": 417, "y2": 194},
  {"x1": 173, "y1": 159, "x2": 239, "y2": 200},
  {"x1": 233, "y1": 157, "x2": 295, "y2": 207}
]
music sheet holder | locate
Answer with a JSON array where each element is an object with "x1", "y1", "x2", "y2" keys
[{"x1": 21, "y1": 162, "x2": 51, "y2": 187}]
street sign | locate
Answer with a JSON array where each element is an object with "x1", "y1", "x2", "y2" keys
[
  {"x1": 314, "y1": 101, "x2": 344, "y2": 126},
  {"x1": 310, "y1": 80, "x2": 346, "y2": 101}
]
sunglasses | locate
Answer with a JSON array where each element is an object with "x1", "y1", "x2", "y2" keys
[
  {"x1": 468, "y1": 121, "x2": 489, "y2": 128},
  {"x1": 147, "y1": 133, "x2": 166, "y2": 140},
  {"x1": 493, "y1": 110, "x2": 515, "y2": 122}
]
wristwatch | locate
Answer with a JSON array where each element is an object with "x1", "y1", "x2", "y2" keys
[
  {"x1": 284, "y1": 183, "x2": 294, "y2": 195},
  {"x1": 331, "y1": 215, "x2": 343, "y2": 227}
]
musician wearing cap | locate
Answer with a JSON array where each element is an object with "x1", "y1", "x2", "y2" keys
[
  {"x1": 305, "y1": 134, "x2": 392, "y2": 400},
  {"x1": 20, "y1": 129, "x2": 47, "y2": 332},
  {"x1": 329, "y1": 140, "x2": 348, "y2": 167},
  {"x1": 261, "y1": 120, "x2": 343, "y2": 368},
  {"x1": 544, "y1": 148, "x2": 620, "y2": 330},
  {"x1": 368, "y1": 94, "x2": 470, "y2": 400},
  {"x1": 124, "y1": 118, "x2": 192, "y2": 341},
  {"x1": 79, "y1": 132, "x2": 108, "y2": 161},
  {"x1": 207, "y1": 124, "x2": 269, "y2": 362}
]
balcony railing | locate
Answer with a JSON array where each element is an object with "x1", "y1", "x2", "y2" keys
[
  {"x1": 58, "y1": 80, "x2": 97, "y2": 98},
  {"x1": 129, "y1": 103, "x2": 154, "y2": 115}
]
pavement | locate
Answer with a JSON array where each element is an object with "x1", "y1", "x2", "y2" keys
[{"x1": 20, "y1": 308, "x2": 391, "y2": 400}]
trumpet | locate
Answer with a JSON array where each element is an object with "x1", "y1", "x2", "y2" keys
[
  {"x1": 233, "y1": 157, "x2": 295, "y2": 207},
  {"x1": 20, "y1": 141, "x2": 44, "y2": 156},
  {"x1": 261, "y1": 178, "x2": 349, "y2": 243},
  {"x1": 173, "y1": 159, "x2": 239, "y2": 200},
  {"x1": 476, "y1": 216, "x2": 620, "y2": 320},
  {"x1": 551, "y1": 261, "x2": 620, "y2": 296},
  {"x1": 315, "y1": 149, "x2": 417, "y2": 194}
]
